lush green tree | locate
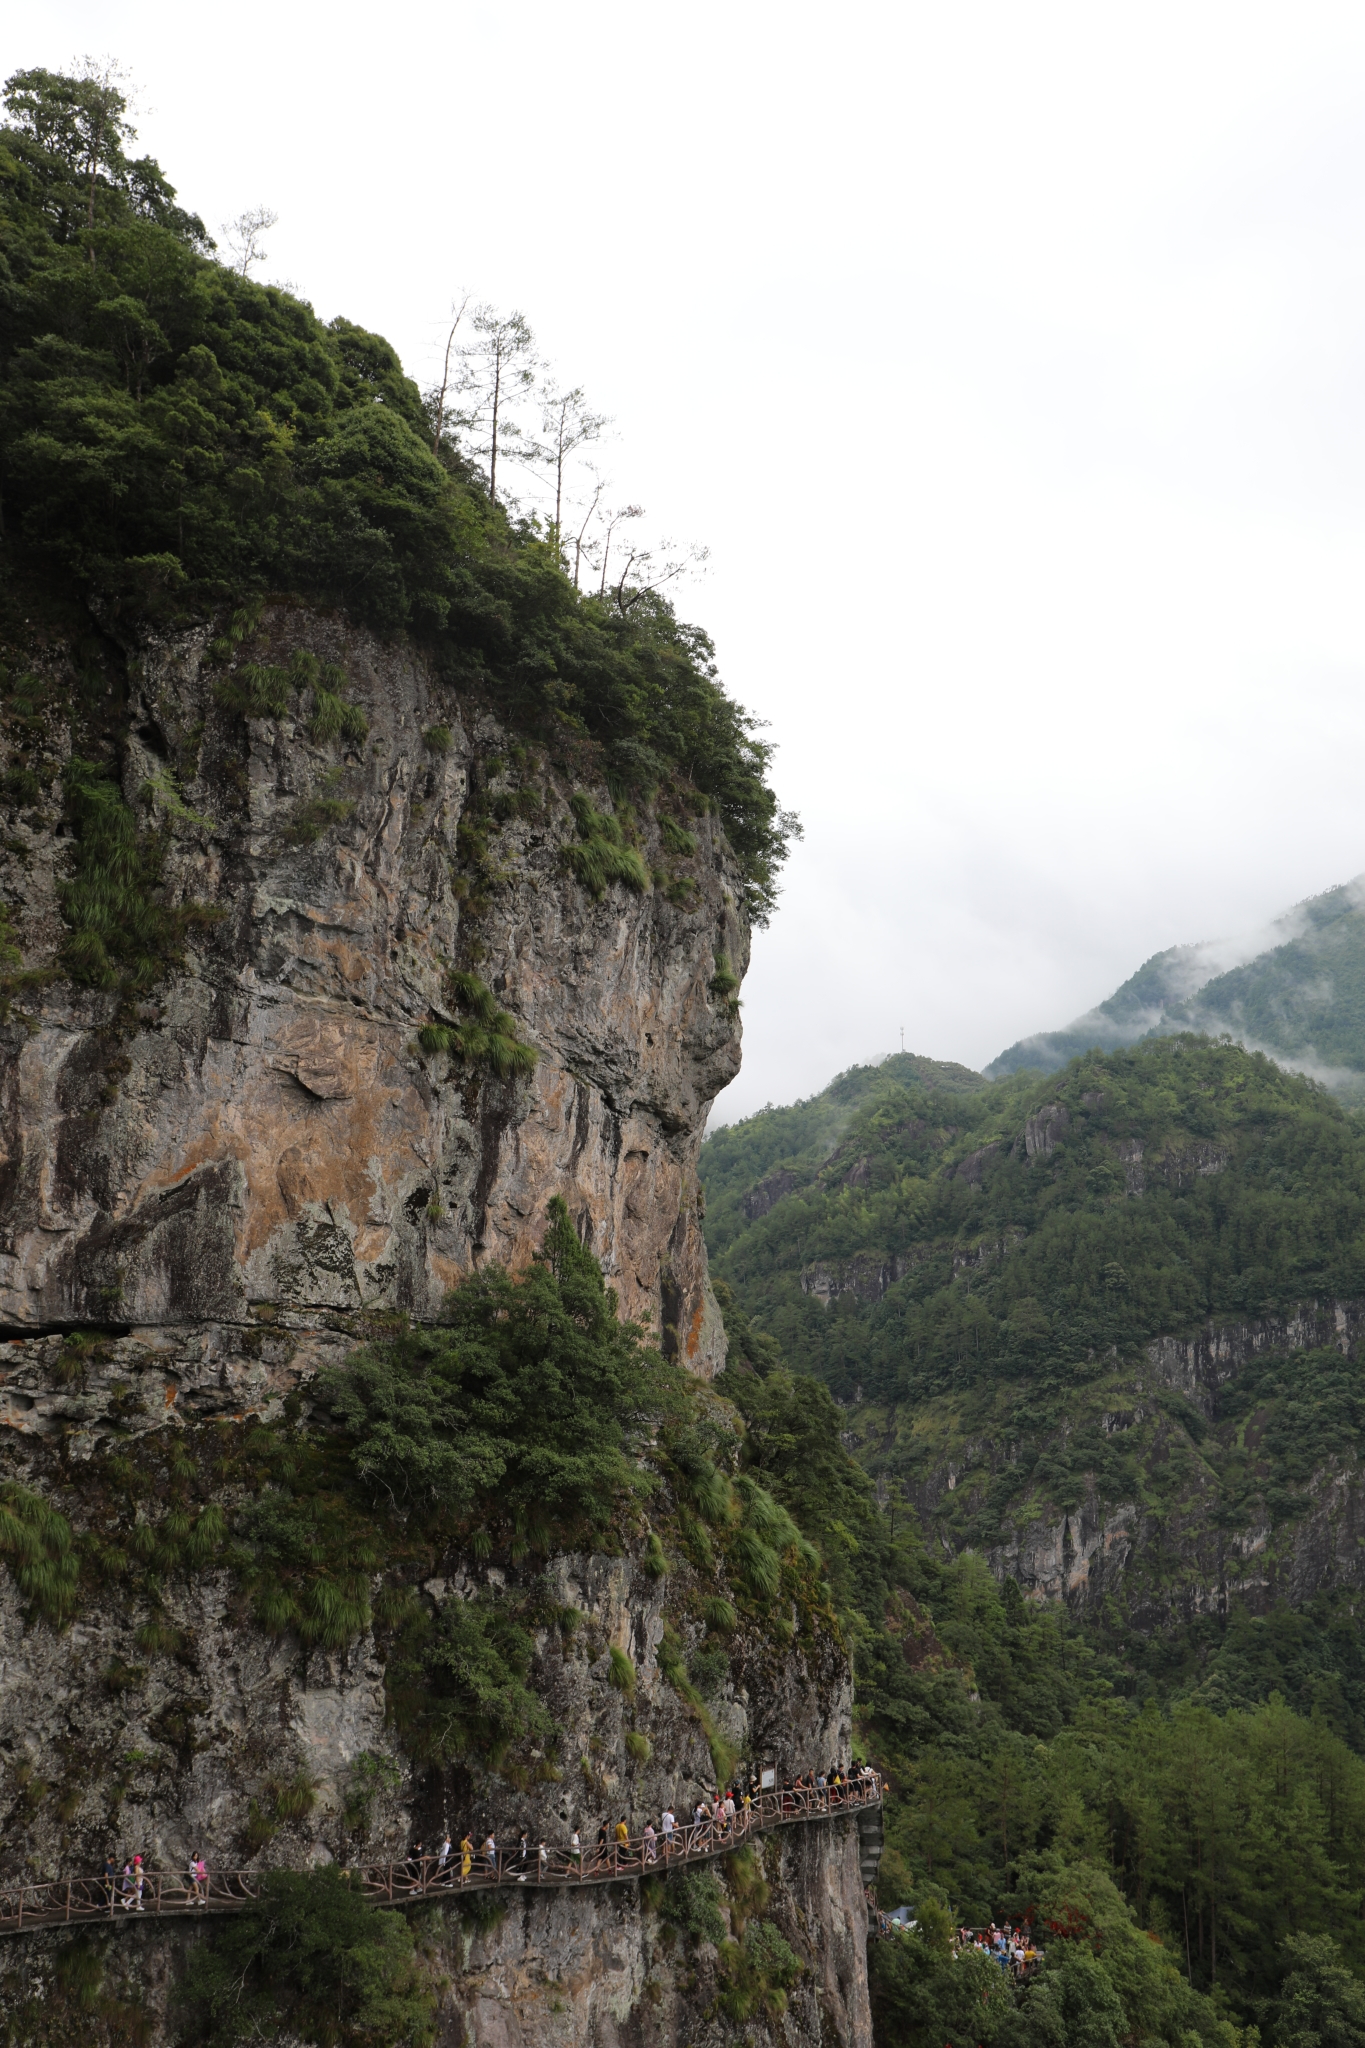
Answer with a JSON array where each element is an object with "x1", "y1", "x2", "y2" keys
[
  {"x1": 176, "y1": 1867, "x2": 435, "y2": 2046},
  {"x1": 0, "y1": 65, "x2": 795, "y2": 919},
  {"x1": 1275, "y1": 1934, "x2": 1365, "y2": 2048},
  {"x1": 319, "y1": 1197, "x2": 685, "y2": 1546}
]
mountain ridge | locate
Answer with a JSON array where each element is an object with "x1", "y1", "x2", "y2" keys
[{"x1": 987, "y1": 873, "x2": 1365, "y2": 1095}]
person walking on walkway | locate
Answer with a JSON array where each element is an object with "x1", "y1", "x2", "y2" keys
[
  {"x1": 459, "y1": 1833, "x2": 473, "y2": 1882},
  {"x1": 661, "y1": 1806, "x2": 675, "y2": 1858},
  {"x1": 643, "y1": 1821, "x2": 657, "y2": 1864},
  {"x1": 103, "y1": 1856, "x2": 117, "y2": 1908},
  {"x1": 570, "y1": 1829, "x2": 582, "y2": 1873},
  {"x1": 437, "y1": 1835, "x2": 451, "y2": 1877}
]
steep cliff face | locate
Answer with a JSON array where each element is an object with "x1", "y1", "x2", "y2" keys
[
  {"x1": 0, "y1": 1537, "x2": 869, "y2": 2046},
  {"x1": 871, "y1": 1298, "x2": 1365, "y2": 1628},
  {"x1": 0, "y1": 602, "x2": 744, "y2": 1389},
  {"x1": 0, "y1": 608, "x2": 873, "y2": 2045}
]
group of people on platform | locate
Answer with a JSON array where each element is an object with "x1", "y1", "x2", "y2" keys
[
  {"x1": 400, "y1": 1762, "x2": 876, "y2": 1886},
  {"x1": 959, "y1": 1923, "x2": 1042, "y2": 1976}
]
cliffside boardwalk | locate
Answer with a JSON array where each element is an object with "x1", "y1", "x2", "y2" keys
[{"x1": 0, "y1": 1775, "x2": 883, "y2": 1935}]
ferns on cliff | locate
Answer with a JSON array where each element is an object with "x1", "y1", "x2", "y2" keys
[{"x1": 0, "y1": 1484, "x2": 78, "y2": 1626}]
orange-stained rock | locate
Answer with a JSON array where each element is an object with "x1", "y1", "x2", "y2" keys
[{"x1": 0, "y1": 606, "x2": 746, "y2": 1420}]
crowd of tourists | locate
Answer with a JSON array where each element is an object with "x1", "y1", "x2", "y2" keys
[
  {"x1": 80, "y1": 1764, "x2": 879, "y2": 1910},
  {"x1": 957, "y1": 1922, "x2": 1043, "y2": 1977},
  {"x1": 402, "y1": 1762, "x2": 878, "y2": 1887}
]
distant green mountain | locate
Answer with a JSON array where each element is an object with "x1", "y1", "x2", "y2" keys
[
  {"x1": 702, "y1": 1033, "x2": 1365, "y2": 1656},
  {"x1": 702, "y1": 1051, "x2": 985, "y2": 1262},
  {"x1": 987, "y1": 876, "x2": 1365, "y2": 1094}
]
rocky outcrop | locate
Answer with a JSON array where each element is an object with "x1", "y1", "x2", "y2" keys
[
  {"x1": 0, "y1": 1533, "x2": 867, "y2": 2047},
  {"x1": 0, "y1": 604, "x2": 745, "y2": 1391}
]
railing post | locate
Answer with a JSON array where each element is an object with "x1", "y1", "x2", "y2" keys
[
  {"x1": 65, "y1": 1881, "x2": 70, "y2": 1924},
  {"x1": 156, "y1": 1875, "x2": 162, "y2": 1916}
]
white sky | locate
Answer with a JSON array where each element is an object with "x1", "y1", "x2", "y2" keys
[{"x1": 16, "y1": 2, "x2": 1365, "y2": 1120}]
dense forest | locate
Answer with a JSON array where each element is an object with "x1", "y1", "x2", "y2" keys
[{"x1": 705, "y1": 1036, "x2": 1365, "y2": 2046}]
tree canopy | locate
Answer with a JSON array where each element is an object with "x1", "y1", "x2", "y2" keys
[{"x1": 0, "y1": 65, "x2": 794, "y2": 918}]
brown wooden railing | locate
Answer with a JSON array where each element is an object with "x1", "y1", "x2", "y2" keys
[{"x1": 0, "y1": 1773, "x2": 883, "y2": 1935}]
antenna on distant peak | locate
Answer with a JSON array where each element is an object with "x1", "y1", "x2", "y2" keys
[{"x1": 899, "y1": 1026, "x2": 905, "y2": 1053}]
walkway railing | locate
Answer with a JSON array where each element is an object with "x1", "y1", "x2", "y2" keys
[{"x1": 0, "y1": 1773, "x2": 883, "y2": 1935}]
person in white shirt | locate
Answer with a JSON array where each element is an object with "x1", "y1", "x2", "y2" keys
[
  {"x1": 643, "y1": 1822, "x2": 657, "y2": 1863},
  {"x1": 661, "y1": 1807, "x2": 675, "y2": 1857}
]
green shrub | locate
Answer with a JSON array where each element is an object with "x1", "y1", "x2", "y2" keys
[
  {"x1": 608, "y1": 1646, "x2": 637, "y2": 1697},
  {"x1": 308, "y1": 683, "x2": 368, "y2": 745},
  {"x1": 644, "y1": 1530, "x2": 670, "y2": 1578},
  {"x1": 730, "y1": 1527, "x2": 781, "y2": 1600},
  {"x1": 417, "y1": 969, "x2": 537, "y2": 1079},
  {"x1": 423, "y1": 723, "x2": 452, "y2": 753},
  {"x1": 176, "y1": 1866, "x2": 435, "y2": 2046},
  {"x1": 660, "y1": 816, "x2": 697, "y2": 856},
  {"x1": 658, "y1": 1867, "x2": 727, "y2": 1945},
  {"x1": 58, "y1": 758, "x2": 220, "y2": 992},
  {"x1": 285, "y1": 794, "x2": 354, "y2": 845},
  {"x1": 213, "y1": 664, "x2": 290, "y2": 720},
  {"x1": 390, "y1": 1591, "x2": 553, "y2": 1768},
  {"x1": 704, "y1": 1595, "x2": 737, "y2": 1633},
  {"x1": 688, "y1": 1645, "x2": 729, "y2": 1697},
  {"x1": 565, "y1": 794, "x2": 650, "y2": 897},
  {"x1": 625, "y1": 1730, "x2": 651, "y2": 1762},
  {"x1": 710, "y1": 951, "x2": 740, "y2": 998},
  {"x1": 319, "y1": 1198, "x2": 683, "y2": 1541},
  {"x1": 717, "y1": 1919, "x2": 803, "y2": 2019},
  {"x1": 271, "y1": 1771, "x2": 318, "y2": 1822},
  {"x1": 239, "y1": 1799, "x2": 277, "y2": 1855}
]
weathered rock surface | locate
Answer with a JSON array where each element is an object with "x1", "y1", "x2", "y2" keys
[
  {"x1": 0, "y1": 603, "x2": 746, "y2": 1390},
  {"x1": 0, "y1": 606, "x2": 876, "y2": 2045}
]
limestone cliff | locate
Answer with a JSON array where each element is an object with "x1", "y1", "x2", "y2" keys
[
  {"x1": 0, "y1": 601, "x2": 742, "y2": 1395},
  {"x1": 0, "y1": 606, "x2": 870, "y2": 2045}
]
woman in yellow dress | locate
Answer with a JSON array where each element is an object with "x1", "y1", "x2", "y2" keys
[{"x1": 459, "y1": 1833, "x2": 473, "y2": 1882}]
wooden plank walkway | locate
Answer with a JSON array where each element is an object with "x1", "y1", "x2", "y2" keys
[{"x1": 0, "y1": 1774, "x2": 883, "y2": 1934}]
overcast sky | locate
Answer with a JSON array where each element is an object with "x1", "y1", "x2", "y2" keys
[{"x1": 16, "y1": 3, "x2": 1365, "y2": 1120}]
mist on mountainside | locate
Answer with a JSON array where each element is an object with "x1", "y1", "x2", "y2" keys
[{"x1": 988, "y1": 873, "x2": 1365, "y2": 1096}]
